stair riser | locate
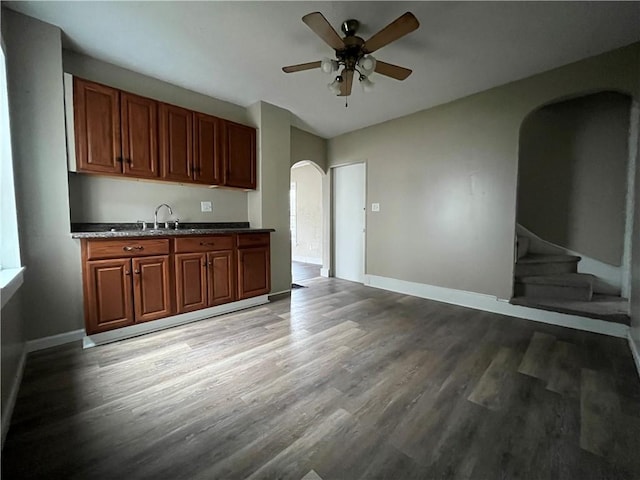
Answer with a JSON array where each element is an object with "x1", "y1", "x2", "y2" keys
[
  {"x1": 515, "y1": 283, "x2": 593, "y2": 301},
  {"x1": 515, "y1": 261, "x2": 578, "y2": 277}
]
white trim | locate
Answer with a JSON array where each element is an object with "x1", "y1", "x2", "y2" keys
[
  {"x1": 320, "y1": 267, "x2": 330, "y2": 278},
  {"x1": 364, "y1": 274, "x2": 629, "y2": 338},
  {"x1": 0, "y1": 266, "x2": 25, "y2": 309},
  {"x1": 26, "y1": 329, "x2": 85, "y2": 353},
  {"x1": 628, "y1": 332, "x2": 640, "y2": 380},
  {"x1": 1, "y1": 345, "x2": 26, "y2": 448},
  {"x1": 269, "y1": 289, "x2": 291, "y2": 297},
  {"x1": 83, "y1": 295, "x2": 269, "y2": 348},
  {"x1": 292, "y1": 256, "x2": 322, "y2": 265}
]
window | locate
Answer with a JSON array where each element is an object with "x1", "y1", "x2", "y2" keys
[{"x1": 0, "y1": 37, "x2": 23, "y2": 306}]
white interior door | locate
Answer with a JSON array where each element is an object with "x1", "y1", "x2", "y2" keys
[{"x1": 334, "y1": 162, "x2": 365, "y2": 282}]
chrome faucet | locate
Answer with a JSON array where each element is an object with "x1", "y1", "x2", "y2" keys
[{"x1": 154, "y1": 203, "x2": 173, "y2": 229}]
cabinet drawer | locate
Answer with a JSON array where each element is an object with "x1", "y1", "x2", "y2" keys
[
  {"x1": 237, "y1": 232, "x2": 270, "y2": 248},
  {"x1": 86, "y1": 239, "x2": 170, "y2": 260},
  {"x1": 174, "y1": 235, "x2": 233, "y2": 253}
]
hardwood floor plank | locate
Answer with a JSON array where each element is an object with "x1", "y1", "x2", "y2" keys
[{"x1": 4, "y1": 277, "x2": 640, "y2": 479}]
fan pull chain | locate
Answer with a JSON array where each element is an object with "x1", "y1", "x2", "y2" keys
[{"x1": 345, "y1": 97, "x2": 348, "y2": 108}]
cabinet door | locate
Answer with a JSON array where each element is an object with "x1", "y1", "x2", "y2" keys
[
  {"x1": 85, "y1": 259, "x2": 134, "y2": 334},
  {"x1": 159, "y1": 103, "x2": 193, "y2": 182},
  {"x1": 207, "y1": 250, "x2": 235, "y2": 306},
  {"x1": 132, "y1": 255, "x2": 172, "y2": 323},
  {"x1": 74, "y1": 77, "x2": 121, "y2": 174},
  {"x1": 121, "y1": 92, "x2": 158, "y2": 178},
  {"x1": 237, "y1": 246, "x2": 270, "y2": 299},
  {"x1": 223, "y1": 121, "x2": 256, "y2": 189},
  {"x1": 193, "y1": 113, "x2": 222, "y2": 185},
  {"x1": 175, "y1": 253, "x2": 207, "y2": 313}
]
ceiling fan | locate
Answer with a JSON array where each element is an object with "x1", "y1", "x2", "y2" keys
[{"x1": 282, "y1": 11, "x2": 420, "y2": 97}]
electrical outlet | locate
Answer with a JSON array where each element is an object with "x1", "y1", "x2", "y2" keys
[
  {"x1": 201, "y1": 201, "x2": 212, "y2": 212},
  {"x1": 371, "y1": 203, "x2": 380, "y2": 212}
]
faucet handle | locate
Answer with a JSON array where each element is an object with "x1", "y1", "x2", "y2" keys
[
  {"x1": 137, "y1": 220, "x2": 147, "y2": 231},
  {"x1": 174, "y1": 219, "x2": 180, "y2": 230}
]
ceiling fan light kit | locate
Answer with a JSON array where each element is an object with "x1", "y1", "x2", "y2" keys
[{"x1": 282, "y1": 11, "x2": 420, "y2": 100}]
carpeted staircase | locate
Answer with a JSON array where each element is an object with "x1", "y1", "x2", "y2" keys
[{"x1": 511, "y1": 235, "x2": 629, "y2": 324}]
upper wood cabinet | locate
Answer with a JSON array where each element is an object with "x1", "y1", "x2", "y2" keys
[
  {"x1": 74, "y1": 77, "x2": 121, "y2": 174},
  {"x1": 193, "y1": 112, "x2": 222, "y2": 185},
  {"x1": 223, "y1": 121, "x2": 257, "y2": 189},
  {"x1": 159, "y1": 103, "x2": 193, "y2": 182},
  {"x1": 71, "y1": 76, "x2": 257, "y2": 189},
  {"x1": 73, "y1": 77, "x2": 159, "y2": 178},
  {"x1": 121, "y1": 92, "x2": 159, "y2": 178}
]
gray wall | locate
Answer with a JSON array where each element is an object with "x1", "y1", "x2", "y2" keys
[
  {"x1": 631, "y1": 99, "x2": 640, "y2": 364},
  {"x1": 1, "y1": 289, "x2": 25, "y2": 446},
  {"x1": 290, "y1": 127, "x2": 327, "y2": 171},
  {"x1": 3, "y1": 10, "x2": 84, "y2": 339},
  {"x1": 518, "y1": 92, "x2": 631, "y2": 266},
  {"x1": 328, "y1": 43, "x2": 640, "y2": 300},
  {"x1": 64, "y1": 50, "x2": 250, "y2": 225}
]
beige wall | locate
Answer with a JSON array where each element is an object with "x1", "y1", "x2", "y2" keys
[
  {"x1": 68, "y1": 175, "x2": 248, "y2": 223},
  {"x1": 518, "y1": 92, "x2": 631, "y2": 266},
  {"x1": 63, "y1": 50, "x2": 250, "y2": 224},
  {"x1": 291, "y1": 163, "x2": 322, "y2": 264},
  {"x1": 290, "y1": 127, "x2": 327, "y2": 171},
  {"x1": 248, "y1": 101, "x2": 292, "y2": 294},
  {"x1": 3, "y1": 10, "x2": 84, "y2": 339},
  {"x1": 328, "y1": 43, "x2": 640, "y2": 300}
]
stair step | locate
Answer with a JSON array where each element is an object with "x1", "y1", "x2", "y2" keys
[
  {"x1": 515, "y1": 273, "x2": 594, "y2": 301},
  {"x1": 515, "y1": 254, "x2": 580, "y2": 277}
]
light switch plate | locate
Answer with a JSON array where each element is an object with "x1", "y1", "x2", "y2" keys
[
  {"x1": 201, "y1": 201, "x2": 213, "y2": 212},
  {"x1": 372, "y1": 203, "x2": 380, "y2": 212}
]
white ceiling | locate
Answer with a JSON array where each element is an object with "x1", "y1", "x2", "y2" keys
[{"x1": 5, "y1": 1, "x2": 640, "y2": 138}]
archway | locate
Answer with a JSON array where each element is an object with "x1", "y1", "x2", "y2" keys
[
  {"x1": 290, "y1": 160, "x2": 324, "y2": 284},
  {"x1": 513, "y1": 90, "x2": 635, "y2": 320}
]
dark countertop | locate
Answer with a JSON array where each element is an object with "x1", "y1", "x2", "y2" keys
[{"x1": 70, "y1": 222, "x2": 275, "y2": 239}]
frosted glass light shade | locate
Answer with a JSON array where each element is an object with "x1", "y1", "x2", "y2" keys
[
  {"x1": 360, "y1": 76, "x2": 374, "y2": 92},
  {"x1": 358, "y1": 55, "x2": 376, "y2": 75},
  {"x1": 320, "y1": 57, "x2": 338, "y2": 74}
]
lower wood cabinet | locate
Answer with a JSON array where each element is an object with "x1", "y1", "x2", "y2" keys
[
  {"x1": 85, "y1": 254, "x2": 171, "y2": 334},
  {"x1": 81, "y1": 232, "x2": 270, "y2": 335},
  {"x1": 237, "y1": 233, "x2": 271, "y2": 299}
]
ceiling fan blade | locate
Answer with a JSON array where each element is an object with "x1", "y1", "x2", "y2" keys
[
  {"x1": 363, "y1": 12, "x2": 419, "y2": 53},
  {"x1": 339, "y1": 69, "x2": 354, "y2": 96},
  {"x1": 374, "y1": 60, "x2": 412, "y2": 80},
  {"x1": 302, "y1": 12, "x2": 344, "y2": 51},
  {"x1": 282, "y1": 61, "x2": 322, "y2": 73}
]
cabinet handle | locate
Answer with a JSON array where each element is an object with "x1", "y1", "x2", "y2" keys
[
  {"x1": 202, "y1": 261, "x2": 207, "y2": 267},
  {"x1": 200, "y1": 242, "x2": 216, "y2": 246},
  {"x1": 125, "y1": 270, "x2": 131, "y2": 275},
  {"x1": 116, "y1": 157, "x2": 123, "y2": 163},
  {"x1": 208, "y1": 261, "x2": 213, "y2": 266},
  {"x1": 134, "y1": 269, "x2": 140, "y2": 274},
  {"x1": 123, "y1": 245, "x2": 144, "y2": 251}
]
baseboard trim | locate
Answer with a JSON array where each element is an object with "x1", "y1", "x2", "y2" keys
[
  {"x1": 1, "y1": 345, "x2": 27, "y2": 449},
  {"x1": 292, "y1": 256, "x2": 322, "y2": 265},
  {"x1": 628, "y1": 332, "x2": 640, "y2": 379},
  {"x1": 26, "y1": 329, "x2": 85, "y2": 353},
  {"x1": 83, "y1": 295, "x2": 270, "y2": 348},
  {"x1": 320, "y1": 268, "x2": 330, "y2": 278},
  {"x1": 364, "y1": 274, "x2": 629, "y2": 338}
]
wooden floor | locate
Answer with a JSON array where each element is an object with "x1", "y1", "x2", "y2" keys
[
  {"x1": 4, "y1": 277, "x2": 640, "y2": 479},
  {"x1": 292, "y1": 261, "x2": 321, "y2": 282}
]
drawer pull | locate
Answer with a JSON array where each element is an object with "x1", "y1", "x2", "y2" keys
[
  {"x1": 123, "y1": 246, "x2": 144, "y2": 252},
  {"x1": 200, "y1": 242, "x2": 216, "y2": 246}
]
